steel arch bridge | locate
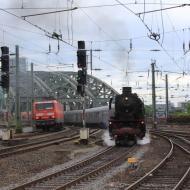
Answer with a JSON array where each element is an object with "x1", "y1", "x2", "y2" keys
[
  {"x1": 6, "y1": 71, "x2": 118, "y2": 112},
  {"x1": 33, "y1": 71, "x2": 118, "y2": 110}
]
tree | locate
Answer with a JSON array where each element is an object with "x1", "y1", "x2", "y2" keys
[
  {"x1": 186, "y1": 102, "x2": 190, "y2": 114},
  {"x1": 145, "y1": 105, "x2": 152, "y2": 117}
]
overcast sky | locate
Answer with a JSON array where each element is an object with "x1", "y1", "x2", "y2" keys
[{"x1": 1, "y1": 0, "x2": 190, "y2": 105}]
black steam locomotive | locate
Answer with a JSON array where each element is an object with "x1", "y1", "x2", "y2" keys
[{"x1": 109, "y1": 87, "x2": 146, "y2": 146}]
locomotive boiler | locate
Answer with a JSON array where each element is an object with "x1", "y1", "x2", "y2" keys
[{"x1": 109, "y1": 87, "x2": 146, "y2": 146}]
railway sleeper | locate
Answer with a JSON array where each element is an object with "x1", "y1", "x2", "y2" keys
[{"x1": 139, "y1": 184, "x2": 173, "y2": 190}]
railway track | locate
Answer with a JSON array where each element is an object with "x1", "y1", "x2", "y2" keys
[
  {"x1": 125, "y1": 131, "x2": 190, "y2": 190},
  {"x1": 0, "y1": 128, "x2": 100, "y2": 159},
  {"x1": 153, "y1": 129, "x2": 190, "y2": 140},
  {"x1": 0, "y1": 128, "x2": 70, "y2": 151},
  {"x1": 10, "y1": 146, "x2": 132, "y2": 190},
  {"x1": 1, "y1": 127, "x2": 76, "y2": 143}
]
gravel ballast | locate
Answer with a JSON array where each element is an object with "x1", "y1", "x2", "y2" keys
[{"x1": 0, "y1": 126, "x2": 188, "y2": 190}]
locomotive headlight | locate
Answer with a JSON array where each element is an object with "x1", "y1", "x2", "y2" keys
[
  {"x1": 125, "y1": 97, "x2": 128, "y2": 101},
  {"x1": 36, "y1": 113, "x2": 43, "y2": 116}
]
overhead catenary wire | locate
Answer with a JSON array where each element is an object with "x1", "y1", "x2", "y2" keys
[
  {"x1": 165, "y1": 12, "x2": 182, "y2": 44},
  {"x1": 74, "y1": 1, "x2": 128, "y2": 53},
  {"x1": 0, "y1": 11, "x2": 127, "y2": 75},
  {"x1": 71, "y1": 0, "x2": 74, "y2": 45},
  {"x1": 0, "y1": 28, "x2": 77, "y2": 68},
  {"x1": 160, "y1": 0, "x2": 165, "y2": 45},
  {"x1": 0, "y1": 25, "x2": 74, "y2": 59},
  {"x1": 92, "y1": 54, "x2": 124, "y2": 73},
  {"x1": 0, "y1": 8, "x2": 76, "y2": 49},
  {"x1": 67, "y1": 0, "x2": 70, "y2": 43},
  {"x1": 115, "y1": 0, "x2": 185, "y2": 72},
  {"x1": 0, "y1": 19, "x2": 187, "y2": 60},
  {"x1": 1, "y1": 1, "x2": 190, "y2": 85},
  {"x1": 21, "y1": 7, "x2": 78, "y2": 18},
  {"x1": 0, "y1": 11, "x2": 127, "y2": 74},
  {"x1": 3, "y1": 3, "x2": 183, "y2": 10},
  {"x1": 136, "y1": 3, "x2": 190, "y2": 15},
  {"x1": 1, "y1": 21, "x2": 190, "y2": 46},
  {"x1": 142, "y1": 0, "x2": 146, "y2": 21}
]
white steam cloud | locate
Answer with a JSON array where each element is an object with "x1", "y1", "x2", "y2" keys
[
  {"x1": 102, "y1": 130, "x2": 115, "y2": 146},
  {"x1": 137, "y1": 133, "x2": 151, "y2": 145}
]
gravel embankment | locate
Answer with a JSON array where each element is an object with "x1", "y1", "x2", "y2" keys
[
  {"x1": 68, "y1": 133, "x2": 171, "y2": 190},
  {"x1": 0, "y1": 128, "x2": 181, "y2": 190},
  {"x1": 0, "y1": 130, "x2": 104, "y2": 190}
]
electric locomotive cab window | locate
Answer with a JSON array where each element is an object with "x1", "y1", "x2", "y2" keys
[{"x1": 36, "y1": 103, "x2": 53, "y2": 110}]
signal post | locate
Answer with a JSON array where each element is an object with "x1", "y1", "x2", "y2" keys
[
  {"x1": 1, "y1": 46, "x2": 10, "y2": 127},
  {"x1": 77, "y1": 41, "x2": 89, "y2": 144},
  {"x1": 0, "y1": 46, "x2": 12, "y2": 139}
]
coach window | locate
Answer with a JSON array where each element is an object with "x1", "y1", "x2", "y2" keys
[{"x1": 36, "y1": 103, "x2": 53, "y2": 110}]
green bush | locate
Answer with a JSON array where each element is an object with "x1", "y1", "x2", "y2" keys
[{"x1": 167, "y1": 115, "x2": 190, "y2": 123}]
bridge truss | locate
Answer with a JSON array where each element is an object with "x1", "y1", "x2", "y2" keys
[{"x1": 4, "y1": 71, "x2": 118, "y2": 113}]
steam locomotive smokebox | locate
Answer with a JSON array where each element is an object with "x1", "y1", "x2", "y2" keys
[
  {"x1": 122, "y1": 87, "x2": 132, "y2": 95},
  {"x1": 80, "y1": 128, "x2": 89, "y2": 144}
]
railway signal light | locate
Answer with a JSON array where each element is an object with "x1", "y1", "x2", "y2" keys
[
  {"x1": 77, "y1": 84, "x2": 84, "y2": 97},
  {"x1": 1, "y1": 74, "x2": 9, "y2": 89},
  {"x1": 77, "y1": 41, "x2": 86, "y2": 68},
  {"x1": 1, "y1": 46, "x2": 9, "y2": 91},
  {"x1": 76, "y1": 41, "x2": 87, "y2": 97},
  {"x1": 77, "y1": 70, "x2": 86, "y2": 85},
  {"x1": 1, "y1": 46, "x2": 9, "y2": 73}
]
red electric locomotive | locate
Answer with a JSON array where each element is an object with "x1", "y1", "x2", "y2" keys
[{"x1": 33, "y1": 100, "x2": 64, "y2": 131}]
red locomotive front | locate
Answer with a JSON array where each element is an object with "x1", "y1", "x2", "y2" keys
[{"x1": 33, "y1": 100, "x2": 64, "y2": 131}]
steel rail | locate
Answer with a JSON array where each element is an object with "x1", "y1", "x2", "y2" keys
[
  {"x1": 152, "y1": 129, "x2": 190, "y2": 138},
  {"x1": 0, "y1": 129, "x2": 100, "y2": 158},
  {"x1": 125, "y1": 132, "x2": 190, "y2": 190},
  {"x1": 153, "y1": 130, "x2": 190, "y2": 148},
  {"x1": 158, "y1": 132, "x2": 190, "y2": 190},
  {"x1": 10, "y1": 146, "x2": 114, "y2": 190},
  {"x1": 0, "y1": 129, "x2": 77, "y2": 153},
  {"x1": 173, "y1": 167, "x2": 190, "y2": 190},
  {"x1": 55, "y1": 149, "x2": 131, "y2": 190},
  {"x1": 125, "y1": 133, "x2": 173, "y2": 190}
]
